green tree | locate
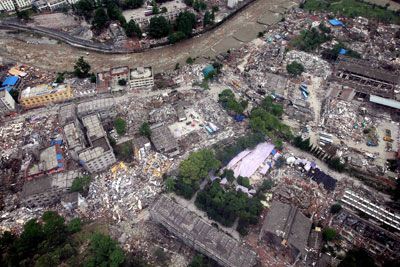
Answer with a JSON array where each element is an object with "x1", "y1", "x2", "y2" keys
[
  {"x1": 327, "y1": 157, "x2": 345, "y2": 172},
  {"x1": 92, "y1": 8, "x2": 109, "y2": 30},
  {"x1": 74, "y1": 57, "x2": 91, "y2": 78},
  {"x1": 114, "y1": 117, "x2": 127, "y2": 135},
  {"x1": 176, "y1": 11, "x2": 196, "y2": 36},
  {"x1": 74, "y1": 0, "x2": 95, "y2": 19},
  {"x1": 118, "y1": 78, "x2": 127, "y2": 86},
  {"x1": 186, "y1": 57, "x2": 194, "y2": 64},
  {"x1": 149, "y1": 16, "x2": 171, "y2": 38},
  {"x1": 184, "y1": 0, "x2": 193, "y2": 6},
  {"x1": 90, "y1": 73, "x2": 97, "y2": 83},
  {"x1": 165, "y1": 177, "x2": 176, "y2": 192},
  {"x1": 139, "y1": 122, "x2": 151, "y2": 138},
  {"x1": 41, "y1": 211, "x2": 67, "y2": 248},
  {"x1": 56, "y1": 73, "x2": 65, "y2": 83},
  {"x1": 106, "y1": 2, "x2": 126, "y2": 25},
  {"x1": 152, "y1": 1, "x2": 160, "y2": 14},
  {"x1": 286, "y1": 61, "x2": 305, "y2": 76},
  {"x1": 203, "y1": 10, "x2": 213, "y2": 26},
  {"x1": 330, "y1": 203, "x2": 342, "y2": 214},
  {"x1": 125, "y1": 0, "x2": 143, "y2": 9},
  {"x1": 179, "y1": 149, "x2": 221, "y2": 182},
  {"x1": 124, "y1": 19, "x2": 142, "y2": 37},
  {"x1": 168, "y1": 31, "x2": 186, "y2": 44},
  {"x1": 67, "y1": 218, "x2": 82, "y2": 233},
  {"x1": 86, "y1": 233, "x2": 125, "y2": 267},
  {"x1": 70, "y1": 175, "x2": 92, "y2": 194},
  {"x1": 322, "y1": 227, "x2": 337, "y2": 241}
]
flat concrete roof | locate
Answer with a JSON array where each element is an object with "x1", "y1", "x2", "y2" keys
[
  {"x1": 150, "y1": 195, "x2": 258, "y2": 267},
  {"x1": 21, "y1": 84, "x2": 69, "y2": 99},
  {"x1": 130, "y1": 67, "x2": 153, "y2": 80},
  {"x1": 370, "y1": 95, "x2": 400, "y2": 110}
]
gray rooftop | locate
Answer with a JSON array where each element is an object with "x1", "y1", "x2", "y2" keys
[
  {"x1": 151, "y1": 125, "x2": 179, "y2": 155},
  {"x1": 77, "y1": 98, "x2": 115, "y2": 116},
  {"x1": 261, "y1": 201, "x2": 311, "y2": 257},
  {"x1": 336, "y1": 60, "x2": 399, "y2": 84},
  {"x1": 59, "y1": 103, "x2": 76, "y2": 125},
  {"x1": 82, "y1": 115, "x2": 105, "y2": 141},
  {"x1": 150, "y1": 195, "x2": 258, "y2": 267},
  {"x1": 369, "y1": 95, "x2": 400, "y2": 110}
]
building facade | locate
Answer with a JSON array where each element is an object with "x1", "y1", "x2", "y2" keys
[
  {"x1": 20, "y1": 84, "x2": 73, "y2": 109},
  {"x1": 0, "y1": 89, "x2": 16, "y2": 116},
  {"x1": 129, "y1": 67, "x2": 154, "y2": 89},
  {"x1": 0, "y1": 0, "x2": 31, "y2": 12},
  {"x1": 77, "y1": 115, "x2": 116, "y2": 173}
]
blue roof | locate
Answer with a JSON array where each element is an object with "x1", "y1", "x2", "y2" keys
[
  {"x1": 51, "y1": 140, "x2": 63, "y2": 146},
  {"x1": 339, "y1": 48, "x2": 348, "y2": 55},
  {"x1": 202, "y1": 65, "x2": 215, "y2": 77},
  {"x1": 58, "y1": 163, "x2": 64, "y2": 168},
  {"x1": 56, "y1": 154, "x2": 63, "y2": 160},
  {"x1": 2, "y1": 76, "x2": 19, "y2": 87},
  {"x1": 328, "y1": 19, "x2": 344, "y2": 26}
]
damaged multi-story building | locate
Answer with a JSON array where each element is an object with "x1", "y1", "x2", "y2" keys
[
  {"x1": 150, "y1": 195, "x2": 258, "y2": 267},
  {"x1": 76, "y1": 115, "x2": 116, "y2": 173},
  {"x1": 259, "y1": 201, "x2": 312, "y2": 263}
]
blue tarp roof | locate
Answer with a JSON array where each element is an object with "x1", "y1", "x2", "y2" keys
[
  {"x1": 202, "y1": 65, "x2": 215, "y2": 77},
  {"x1": 51, "y1": 140, "x2": 63, "y2": 145},
  {"x1": 328, "y1": 19, "x2": 344, "y2": 26},
  {"x1": 2, "y1": 76, "x2": 19, "y2": 87},
  {"x1": 271, "y1": 149, "x2": 277, "y2": 155},
  {"x1": 339, "y1": 48, "x2": 348, "y2": 55},
  {"x1": 56, "y1": 154, "x2": 63, "y2": 160}
]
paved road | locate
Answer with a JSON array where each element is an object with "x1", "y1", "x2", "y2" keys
[{"x1": 0, "y1": 0, "x2": 297, "y2": 73}]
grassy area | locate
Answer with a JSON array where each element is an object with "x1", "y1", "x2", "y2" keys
[{"x1": 303, "y1": 0, "x2": 400, "y2": 24}]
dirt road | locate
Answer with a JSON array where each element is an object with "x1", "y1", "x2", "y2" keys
[{"x1": 0, "y1": 0, "x2": 297, "y2": 73}]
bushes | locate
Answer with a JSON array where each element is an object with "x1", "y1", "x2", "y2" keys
[
  {"x1": 70, "y1": 175, "x2": 92, "y2": 194},
  {"x1": 114, "y1": 117, "x2": 127, "y2": 135},
  {"x1": 173, "y1": 149, "x2": 220, "y2": 199},
  {"x1": 215, "y1": 132, "x2": 265, "y2": 164},
  {"x1": 218, "y1": 89, "x2": 248, "y2": 115},
  {"x1": 291, "y1": 27, "x2": 331, "y2": 52},
  {"x1": 195, "y1": 182, "x2": 263, "y2": 235},
  {"x1": 286, "y1": 61, "x2": 305, "y2": 76}
]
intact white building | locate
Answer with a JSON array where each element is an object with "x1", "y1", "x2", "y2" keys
[
  {"x1": 0, "y1": 0, "x2": 31, "y2": 12},
  {"x1": 227, "y1": 0, "x2": 238, "y2": 8},
  {"x1": 0, "y1": 89, "x2": 16, "y2": 116},
  {"x1": 129, "y1": 66, "x2": 154, "y2": 89}
]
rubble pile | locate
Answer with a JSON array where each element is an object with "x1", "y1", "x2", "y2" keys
[
  {"x1": 322, "y1": 98, "x2": 374, "y2": 141},
  {"x1": 85, "y1": 154, "x2": 172, "y2": 222}
]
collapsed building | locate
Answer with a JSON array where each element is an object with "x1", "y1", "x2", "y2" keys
[
  {"x1": 96, "y1": 66, "x2": 154, "y2": 92},
  {"x1": 259, "y1": 201, "x2": 312, "y2": 263},
  {"x1": 76, "y1": 98, "x2": 117, "y2": 121},
  {"x1": 76, "y1": 115, "x2": 116, "y2": 173},
  {"x1": 150, "y1": 125, "x2": 179, "y2": 157},
  {"x1": 331, "y1": 56, "x2": 400, "y2": 100},
  {"x1": 21, "y1": 170, "x2": 80, "y2": 208},
  {"x1": 25, "y1": 144, "x2": 65, "y2": 179},
  {"x1": 150, "y1": 195, "x2": 258, "y2": 267},
  {"x1": 341, "y1": 190, "x2": 400, "y2": 232}
]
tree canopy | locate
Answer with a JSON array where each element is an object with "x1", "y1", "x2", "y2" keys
[
  {"x1": 74, "y1": 57, "x2": 91, "y2": 78},
  {"x1": 125, "y1": 19, "x2": 142, "y2": 38},
  {"x1": 70, "y1": 175, "x2": 92, "y2": 194},
  {"x1": 179, "y1": 149, "x2": 221, "y2": 183},
  {"x1": 286, "y1": 61, "x2": 305, "y2": 76},
  {"x1": 149, "y1": 16, "x2": 171, "y2": 38},
  {"x1": 218, "y1": 89, "x2": 248, "y2": 115},
  {"x1": 114, "y1": 117, "x2": 127, "y2": 135},
  {"x1": 92, "y1": 8, "x2": 109, "y2": 30},
  {"x1": 176, "y1": 11, "x2": 196, "y2": 37},
  {"x1": 84, "y1": 233, "x2": 125, "y2": 267},
  {"x1": 139, "y1": 122, "x2": 151, "y2": 138}
]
